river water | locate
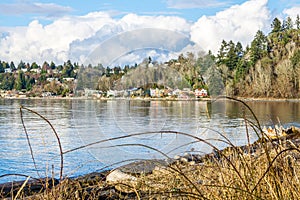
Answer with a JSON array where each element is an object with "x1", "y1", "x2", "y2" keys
[{"x1": 0, "y1": 98, "x2": 300, "y2": 183}]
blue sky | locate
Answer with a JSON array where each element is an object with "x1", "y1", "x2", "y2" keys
[
  {"x1": 0, "y1": 0, "x2": 295, "y2": 26},
  {"x1": 0, "y1": 0, "x2": 299, "y2": 65}
]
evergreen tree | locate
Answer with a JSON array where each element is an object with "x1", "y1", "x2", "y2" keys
[
  {"x1": 2, "y1": 61, "x2": 9, "y2": 70},
  {"x1": 50, "y1": 61, "x2": 56, "y2": 69},
  {"x1": 15, "y1": 71, "x2": 26, "y2": 90},
  {"x1": 31, "y1": 62, "x2": 39, "y2": 69},
  {"x1": 286, "y1": 16, "x2": 293, "y2": 30},
  {"x1": 25, "y1": 76, "x2": 35, "y2": 91},
  {"x1": 10, "y1": 61, "x2": 16, "y2": 71},
  {"x1": 250, "y1": 30, "x2": 267, "y2": 64},
  {"x1": 0, "y1": 62, "x2": 4, "y2": 73},
  {"x1": 0, "y1": 74, "x2": 15, "y2": 90},
  {"x1": 271, "y1": 18, "x2": 282, "y2": 33},
  {"x1": 217, "y1": 40, "x2": 228, "y2": 64},
  {"x1": 296, "y1": 14, "x2": 300, "y2": 29},
  {"x1": 226, "y1": 40, "x2": 238, "y2": 70},
  {"x1": 62, "y1": 60, "x2": 74, "y2": 77},
  {"x1": 235, "y1": 42, "x2": 243, "y2": 55},
  {"x1": 281, "y1": 19, "x2": 287, "y2": 31},
  {"x1": 18, "y1": 60, "x2": 25, "y2": 70}
]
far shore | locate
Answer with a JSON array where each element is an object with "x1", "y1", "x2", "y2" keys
[{"x1": 2, "y1": 95, "x2": 300, "y2": 102}]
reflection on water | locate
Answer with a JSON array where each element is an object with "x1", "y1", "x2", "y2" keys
[{"x1": 0, "y1": 98, "x2": 300, "y2": 183}]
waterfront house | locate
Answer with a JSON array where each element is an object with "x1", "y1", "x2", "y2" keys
[{"x1": 195, "y1": 89, "x2": 208, "y2": 98}]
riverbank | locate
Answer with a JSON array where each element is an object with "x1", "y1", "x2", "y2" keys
[
  {"x1": 3, "y1": 94, "x2": 300, "y2": 102},
  {"x1": 2, "y1": 126, "x2": 300, "y2": 199}
]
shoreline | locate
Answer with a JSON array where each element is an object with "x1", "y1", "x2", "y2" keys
[{"x1": 1, "y1": 95, "x2": 300, "y2": 102}]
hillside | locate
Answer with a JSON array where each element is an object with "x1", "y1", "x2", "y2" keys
[{"x1": 215, "y1": 16, "x2": 300, "y2": 98}]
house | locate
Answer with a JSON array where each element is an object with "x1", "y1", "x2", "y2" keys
[
  {"x1": 195, "y1": 89, "x2": 208, "y2": 98},
  {"x1": 172, "y1": 89, "x2": 181, "y2": 96},
  {"x1": 21, "y1": 68, "x2": 28, "y2": 73},
  {"x1": 30, "y1": 68, "x2": 41, "y2": 73},
  {"x1": 128, "y1": 88, "x2": 143, "y2": 97},
  {"x1": 42, "y1": 92, "x2": 53, "y2": 97},
  {"x1": 4, "y1": 68, "x2": 12, "y2": 73},
  {"x1": 150, "y1": 88, "x2": 164, "y2": 97},
  {"x1": 150, "y1": 88, "x2": 158, "y2": 97},
  {"x1": 107, "y1": 90, "x2": 117, "y2": 97}
]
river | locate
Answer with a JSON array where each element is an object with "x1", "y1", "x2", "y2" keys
[{"x1": 0, "y1": 98, "x2": 300, "y2": 183}]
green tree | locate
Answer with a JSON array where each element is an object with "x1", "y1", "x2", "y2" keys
[
  {"x1": 0, "y1": 74, "x2": 15, "y2": 90},
  {"x1": 271, "y1": 18, "x2": 282, "y2": 33},
  {"x1": 31, "y1": 62, "x2": 39, "y2": 69},
  {"x1": 18, "y1": 60, "x2": 26, "y2": 70},
  {"x1": 0, "y1": 62, "x2": 4, "y2": 73},
  {"x1": 15, "y1": 71, "x2": 26, "y2": 90},
  {"x1": 2, "y1": 61, "x2": 9, "y2": 70},
  {"x1": 217, "y1": 40, "x2": 228, "y2": 65},
  {"x1": 62, "y1": 60, "x2": 74, "y2": 77},
  {"x1": 286, "y1": 16, "x2": 293, "y2": 30},
  {"x1": 25, "y1": 76, "x2": 35, "y2": 91},
  {"x1": 225, "y1": 40, "x2": 239, "y2": 70},
  {"x1": 296, "y1": 14, "x2": 300, "y2": 29},
  {"x1": 50, "y1": 61, "x2": 56, "y2": 69},
  {"x1": 250, "y1": 30, "x2": 267, "y2": 64},
  {"x1": 10, "y1": 61, "x2": 16, "y2": 72}
]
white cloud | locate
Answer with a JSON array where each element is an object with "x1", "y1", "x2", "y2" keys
[
  {"x1": 0, "y1": 12, "x2": 115, "y2": 64},
  {"x1": 190, "y1": 0, "x2": 270, "y2": 53},
  {"x1": 166, "y1": 0, "x2": 228, "y2": 9},
  {"x1": 0, "y1": 2, "x2": 73, "y2": 17},
  {"x1": 71, "y1": 14, "x2": 193, "y2": 65},
  {"x1": 0, "y1": 12, "x2": 193, "y2": 65},
  {"x1": 2, "y1": 0, "x2": 299, "y2": 66},
  {"x1": 283, "y1": 6, "x2": 300, "y2": 19}
]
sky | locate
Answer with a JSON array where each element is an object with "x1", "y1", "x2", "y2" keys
[{"x1": 0, "y1": 0, "x2": 299, "y2": 66}]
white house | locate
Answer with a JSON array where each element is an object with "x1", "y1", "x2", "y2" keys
[
  {"x1": 4, "y1": 68, "x2": 12, "y2": 73},
  {"x1": 195, "y1": 89, "x2": 208, "y2": 98}
]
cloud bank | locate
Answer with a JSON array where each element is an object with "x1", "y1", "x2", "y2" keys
[
  {"x1": 0, "y1": 0, "x2": 293, "y2": 66},
  {"x1": 191, "y1": 0, "x2": 270, "y2": 53}
]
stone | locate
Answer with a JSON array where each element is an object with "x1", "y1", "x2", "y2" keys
[
  {"x1": 106, "y1": 169, "x2": 138, "y2": 193},
  {"x1": 106, "y1": 169, "x2": 137, "y2": 183},
  {"x1": 117, "y1": 159, "x2": 170, "y2": 175}
]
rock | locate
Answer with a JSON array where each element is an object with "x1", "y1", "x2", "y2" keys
[
  {"x1": 117, "y1": 159, "x2": 170, "y2": 175},
  {"x1": 106, "y1": 169, "x2": 138, "y2": 193},
  {"x1": 106, "y1": 159, "x2": 172, "y2": 193},
  {"x1": 180, "y1": 157, "x2": 188, "y2": 163},
  {"x1": 106, "y1": 169, "x2": 137, "y2": 183}
]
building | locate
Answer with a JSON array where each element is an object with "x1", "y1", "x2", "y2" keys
[{"x1": 195, "y1": 89, "x2": 208, "y2": 98}]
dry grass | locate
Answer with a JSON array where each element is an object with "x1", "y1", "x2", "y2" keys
[
  {"x1": 20, "y1": 141, "x2": 300, "y2": 200},
  {"x1": 102, "y1": 142, "x2": 300, "y2": 200}
]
